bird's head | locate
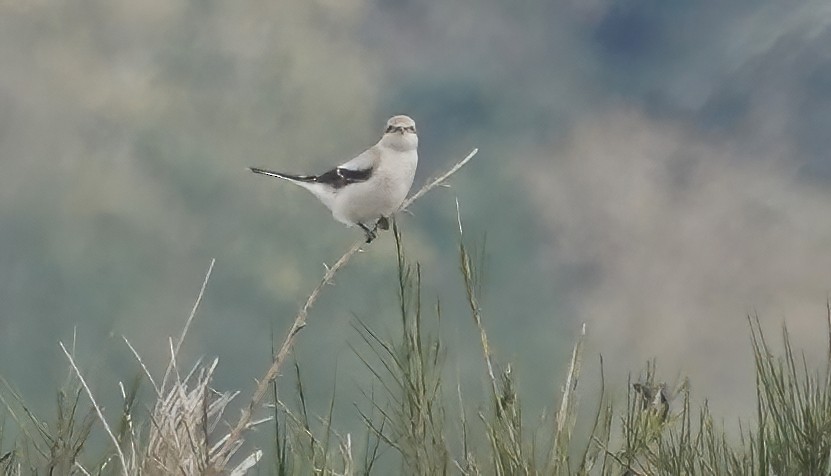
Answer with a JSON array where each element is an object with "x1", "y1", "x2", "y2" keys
[{"x1": 381, "y1": 115, "x2": 418, "y2": 151}]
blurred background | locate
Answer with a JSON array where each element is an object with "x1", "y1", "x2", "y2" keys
[{"x1": 1, "y1": 0, "x2": 831, "y2": 466}]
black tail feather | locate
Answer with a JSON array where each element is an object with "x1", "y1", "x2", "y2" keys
[{"x1": 248, "y1": 167, "x2": 316, "y2": 183}]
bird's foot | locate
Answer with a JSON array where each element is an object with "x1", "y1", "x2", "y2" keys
[
  {"x1": 377, "y1": 216, "x2": 390, "y2": 230},
  {"x1": 358, "y1": 223, "x2": 377, "y2": 243}
]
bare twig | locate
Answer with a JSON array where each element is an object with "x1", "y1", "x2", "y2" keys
[
  {"x1": 210, "y1": 148, "x2": 478, "y2": 471},
  {"x1": 401, "y1": 148, "x2": 478, "y2": 210}
]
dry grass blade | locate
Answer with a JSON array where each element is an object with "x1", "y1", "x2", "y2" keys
[
  {"x1": 209, "y1": 148, "x2": 478, "y2": 471},
  {"x1": 161, "y1": 258, "x2": 216, "y2": 392},
  {"x1": 142, "y1": 358, "x2": 250, "y2": 475},
  {"x1": 110, "y1": 258, "x2": 268, "y2": 474},
  {"x1": 59, "y1": 342, "x2": 129, "y2": 476},
  {"x1": 457, "y1": 199, "x2": 525, "y2": 472},
  {"x1": 546, "y1": 323, "x2": 586, "y2": 473}
]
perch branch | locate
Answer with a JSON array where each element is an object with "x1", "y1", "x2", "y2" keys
[{"x1": 210, "y1": 148, "x2": 478, "y2": 471}]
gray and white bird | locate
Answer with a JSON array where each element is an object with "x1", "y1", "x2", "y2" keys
[{"x1": 249, "y1": 115, "x2": 418, "y2": 242}]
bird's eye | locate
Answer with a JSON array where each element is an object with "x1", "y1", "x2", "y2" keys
[{"x1": 385, "y1": 125, "x2": 395, "y2": 133}]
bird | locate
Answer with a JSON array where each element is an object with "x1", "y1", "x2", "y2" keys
[{"x1": 249, "y1": 115, "x2": 418, "y2": 243}]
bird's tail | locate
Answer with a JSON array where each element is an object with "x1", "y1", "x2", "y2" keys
[
  {"x1": 248, "y1": 166, "x2": 336, "y2": 209},
  {"x1": 248, "y1": 167, "x2": 316, "y2": 183}
]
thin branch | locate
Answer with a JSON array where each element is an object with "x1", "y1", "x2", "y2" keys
[
  {"x1": 401, "y1": 148, "x2": 478, "y2": 211},
  {"x1": 210, "y1": 148, "x2": 478, "y2": 471}
]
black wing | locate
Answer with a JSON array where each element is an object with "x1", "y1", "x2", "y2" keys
[{"x1": 315, "y1": 167, "x2": 373, "y2": 189}]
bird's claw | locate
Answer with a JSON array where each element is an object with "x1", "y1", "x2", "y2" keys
[
  {"x1": 359, "y1": 223, "x2": 377, "y2": 243},
  {"x1": 360, "y1": 217, "x2": 391, "y2": 243}
]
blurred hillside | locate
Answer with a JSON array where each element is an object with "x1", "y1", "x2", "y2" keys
[{"x1": 1, "y1": 0, "x2": 831, "y2": 465}]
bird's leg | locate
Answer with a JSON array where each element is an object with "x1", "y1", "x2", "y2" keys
[
  {"x1": 358, "y1": 223, "x2": 377, "y2": 243},
  {"x1": 376, "y1": 216, "x2": 390, "y2": 230}
]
